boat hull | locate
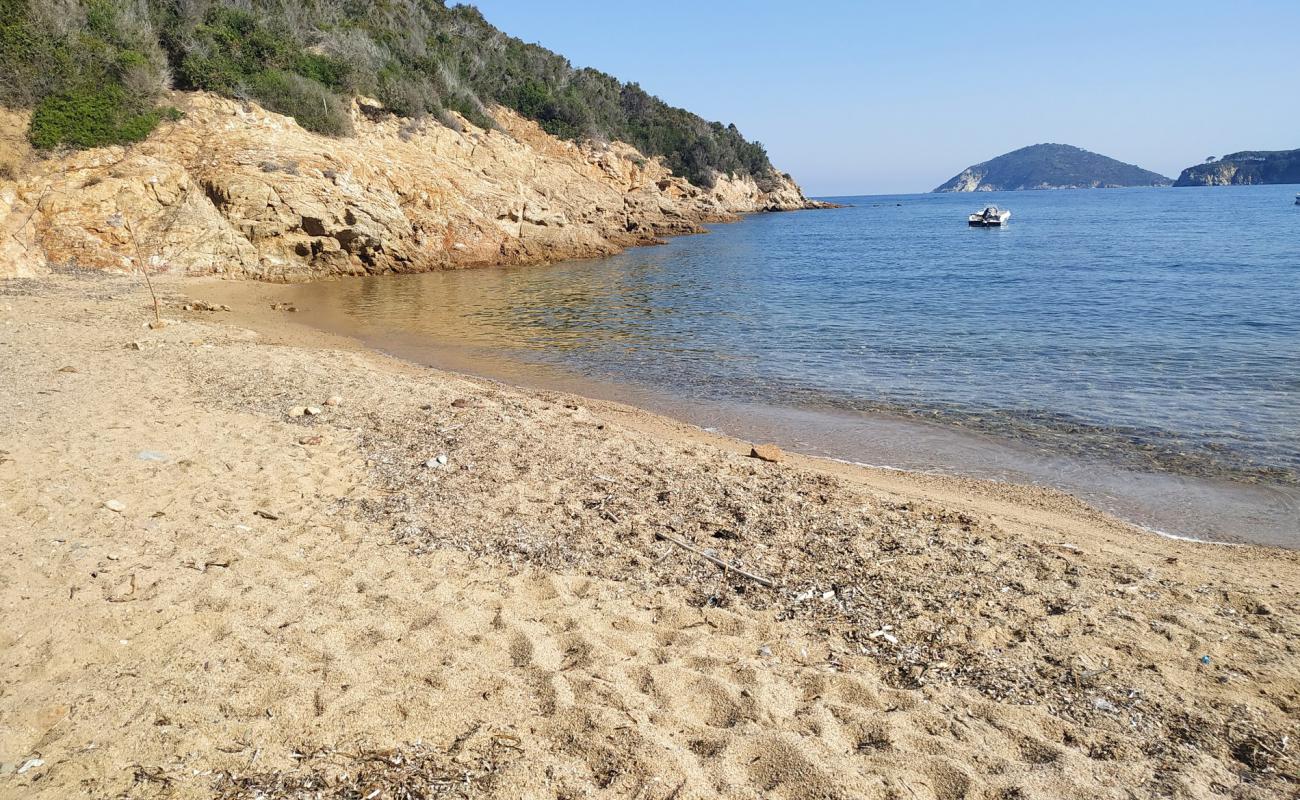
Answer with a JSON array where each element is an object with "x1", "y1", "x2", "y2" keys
[{"x1": 968, "y1": 208, "x2": 1012, "y2": 226}]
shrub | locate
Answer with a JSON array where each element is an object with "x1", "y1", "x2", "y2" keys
[
  {"x1": 377, "y1": 66, "x2": 436, "y2": 118},
  {"x1": 248, "y1": 70, "x2": 353, "y2": 136},
  {"x1": 6, "y1": 0, "x2": 777, "y2": 187},
  {"x1": 28, "y1": 84, "x2": 163, "y2": 149}
]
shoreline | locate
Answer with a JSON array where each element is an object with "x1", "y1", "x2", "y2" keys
[
  {"x1": 2, "y1": 274, "x2": 1296, "y2": 799},
  {"x1": 195, "y1": 272, "x2": 1300, "y2": 550}
]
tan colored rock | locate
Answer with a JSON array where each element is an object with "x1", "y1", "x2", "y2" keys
[
  {"x1": 749, "y1": 444, "x2": 784, "y2": 463},
  {"x1": 1, "y1": 92, "x2": 822, "y2": 280}
]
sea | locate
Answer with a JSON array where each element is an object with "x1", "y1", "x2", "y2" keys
[{"x1": 278, "y1": 185, "x2": 1300, "y2": 547}]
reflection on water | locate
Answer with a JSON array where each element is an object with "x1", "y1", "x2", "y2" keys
[{"x1": 280, "y1": 186, "x2": 1300, "y2": 547}]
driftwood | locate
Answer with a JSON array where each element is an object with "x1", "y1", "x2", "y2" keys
[{"x1": 653, "y1": 531, "x2": 776, "y2": 588}]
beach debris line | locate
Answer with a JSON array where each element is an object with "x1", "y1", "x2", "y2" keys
[
  {"x1": 178, "y1": 300, "x2": 231, "y2": 312},
  {"x1": 209, "y1": 742, "x2": 518, "y2": 799},
  {"x1": 653, "y1": 530, "x2": 776, "y2": 588}
]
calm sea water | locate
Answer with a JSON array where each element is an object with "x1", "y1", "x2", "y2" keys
[{"x1": 281, "y1": 185, "x2": 1300, "y2": 546}]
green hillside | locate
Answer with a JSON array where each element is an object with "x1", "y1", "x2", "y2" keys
[
  {"x1": 0, "y1": 0, "x2": 774, "y2": 189},
  {"x1": 934, "y1": 144, "x2": 1171, "y2": 192}
]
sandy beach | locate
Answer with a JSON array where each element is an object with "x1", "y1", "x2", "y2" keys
[{"x1": 1, "y1": 273, "x2": 1296, "y2": 799}]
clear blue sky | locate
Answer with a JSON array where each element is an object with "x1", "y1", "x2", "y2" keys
[{"x1": 465, "y1": 1, "x2": 1299, "y2": 196}]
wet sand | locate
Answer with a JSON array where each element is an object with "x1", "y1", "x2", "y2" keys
[
  {"x1": 202, "y1": 276, "x2": 1300, "y2": 549},
  {"x1": 1, "y1": 274, "x2": 1296, "y2": 799}
]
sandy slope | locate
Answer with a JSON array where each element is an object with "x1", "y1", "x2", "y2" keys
[{"x1": 0, "y1": 275, "x2": 1296, "y2": 800}]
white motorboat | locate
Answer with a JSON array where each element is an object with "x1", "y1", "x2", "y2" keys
[{"x1": 968, "y1": 206, "x2": 1011, "y2": 226}]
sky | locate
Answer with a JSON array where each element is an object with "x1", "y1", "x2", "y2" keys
[{"x1": 465, "y1": 0, "x2": 1300, "y2": 196}]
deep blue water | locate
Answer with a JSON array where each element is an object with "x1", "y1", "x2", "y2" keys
[{"x1": 283, "y1": 185, "x2": 1300, "y2": 542}]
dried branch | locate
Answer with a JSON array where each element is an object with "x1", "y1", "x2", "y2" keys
[{"x1": 653, "y1": 531, "x2": 776, "y2": 588}]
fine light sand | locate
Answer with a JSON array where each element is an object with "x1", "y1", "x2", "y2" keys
[{"x1": 1, "y1": 274, "x2": 1296, "y2": 799}]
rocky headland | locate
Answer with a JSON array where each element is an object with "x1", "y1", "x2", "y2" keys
[
  {"x1": 934, "y1": 144, "x2": 1171, "y2": 192},
  {"x1": 0, "y1": 92, "x2": 826, "y2": 282},
  {"x1": 1174, "y1": 150, "x2": 1300, "y2": 186}
]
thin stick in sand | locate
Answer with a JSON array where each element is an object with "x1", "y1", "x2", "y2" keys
[{"x1": 652, "y1": 530, "x2": 777, "y2": 588}]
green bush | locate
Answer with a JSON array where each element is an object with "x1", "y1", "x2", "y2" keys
[
  {"x1": 0, "y1": 1, "x2": 77, "y2": 107},
  {"x1": 28, "y1": 85, "x2": 163, "y2": 149},
  {"x1": 176, "y1": 8, "x2": 287, "y2": 92},
  {"x1": 7, "y1": 0, "x2": 172, "y2": 150},
  {"x1": 249, "y1": 70, "x2": 353, "y2": 137}
]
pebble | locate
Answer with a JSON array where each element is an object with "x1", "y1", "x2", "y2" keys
[
  {"x1": 425, "y1": 453, "x2": 449, "y2": 469},
  {"x1": 324, "y1": 395, "x2": 343, "y2": 407},
  {"x1": 305, "y1": 406, "x2": 324, "y2": 416},
  {"x1": 749, "y1": 444, "x2": 784, "y2": 463},
  {"x1": 288, "y1": 406, "x2": 307, "y2": 417},
  {"x1": 103, "y1": 499, "x2": 126, "y2": 513},
  {"x1": 298, "y1": 435, "x2": 325, "y2": 446},
  {"x1": 136, "y1": 450, "x2": 168, "y2": 462},
  {"x1": 16, "y1": 758, "x2": 44, "y2": 775}
]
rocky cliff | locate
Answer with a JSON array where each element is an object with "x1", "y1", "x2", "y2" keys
[
  {"x1": 934, "y1": 144, "x2": 1171, "y2": 192},
  {"x1": 1174, "y1": 150, "x2": 1300, "y2": 186},
  {"x1": 0, "y1": 93, "x2": 825, "y2": 280}
]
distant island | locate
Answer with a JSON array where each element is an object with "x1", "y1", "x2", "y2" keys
[
  {"x1": 933, "y1": 143, "x2": 1172, "y2": 192},
  {"x1": 1174, "y1": 149, "x2": 1300, "y2": 186}
]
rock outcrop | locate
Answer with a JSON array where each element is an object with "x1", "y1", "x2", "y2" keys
[
  {"x1": 0, "y1": 93, "x2": 826, "y2": 280},
  {"x1": 1174, "y1": 150, "x2": 1300, "y2": 186}
]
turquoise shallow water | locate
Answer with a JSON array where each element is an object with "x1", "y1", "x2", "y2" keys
[{"x1": 282, "y1": 184, "x2": 1300, "y2": 545}]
